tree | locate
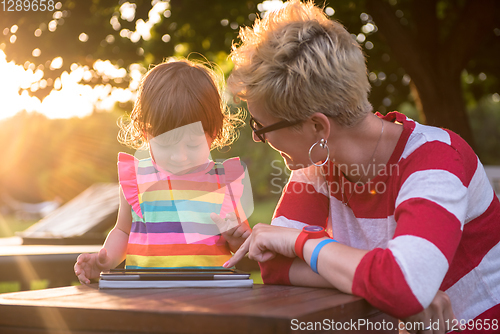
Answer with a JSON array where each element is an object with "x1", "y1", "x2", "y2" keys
[
  {"x1": 0, "y1": 0, "x2": 257, "y2": 97},
  {"x1": 363, "y1": 0, "x2": 500, "y2": 149},
  {"x1": 1, "y1": 0, "x2": 499, "y2": 149}
]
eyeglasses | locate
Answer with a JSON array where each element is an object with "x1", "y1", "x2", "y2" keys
[{"x1": 249, "y1": 116, "x2": 302, "y2": 143}]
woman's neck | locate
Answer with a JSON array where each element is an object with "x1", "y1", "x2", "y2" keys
[{"x1": 328, "y1": 113, "x2": 402, "y2": 183}]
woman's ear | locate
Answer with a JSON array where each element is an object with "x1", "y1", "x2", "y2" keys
[{"x1": 309, "y1": 113, "x2": 331, "y2": 140}]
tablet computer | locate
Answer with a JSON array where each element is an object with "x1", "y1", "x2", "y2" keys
[{"x1": 100, "y1": 268, "x2": 251, "y2": 281}]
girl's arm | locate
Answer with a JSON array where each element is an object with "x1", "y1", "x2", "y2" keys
[
  {"x1": 74, "y1": 187, "x2": 132, "y2": 283},
  {"x1": 101, "y1": 187, "x2": 132, "y2": 268}
]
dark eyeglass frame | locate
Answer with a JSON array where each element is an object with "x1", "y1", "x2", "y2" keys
[{"x1": 249, "y1": 116, "x2": 302, "y2": 143}]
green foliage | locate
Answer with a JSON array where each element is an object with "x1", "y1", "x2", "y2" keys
[
  {"x1": 1, "y1": 0, "x2": 499, "y2": 205},
  {"x1": 0, "y1": 0, "x2": 259, "y2": 99},
  {"x1": 247, "y1": 196, "x2": 280, "y2": 227},
  {"x1": 467, "y1": 97, "x2": 500, "y2": 165},
  {"x1": 0, "y1": 282, "x2": 20, "y2": 293},
  {"x1": 249, "y1": 270, "x2": 263, "y2": 284},
  {"x1": 2, "y1": 0, "x2": 498, "y2": 127},
  {"x1": 0, "y1": 109, "x2": 134, "y2": 202}
]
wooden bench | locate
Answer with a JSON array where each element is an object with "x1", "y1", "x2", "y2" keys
[
  {"x1": 18, "y1": 183, "x2": 119, "y2": 245},
  {"x1": 0, "y1": 236, "x2": 101, "y2": 290},
  {"x1": 0, "y1": 183, "x2": 119, "y2": 291}
]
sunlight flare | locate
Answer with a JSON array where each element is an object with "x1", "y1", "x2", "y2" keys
[{"x1": 0, "y1": 50, "x2": 143, "y2": 121}]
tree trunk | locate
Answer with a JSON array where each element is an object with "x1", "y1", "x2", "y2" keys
[
  {"x1": 366, "y1": 0, "x2": 498, "y2": 151},
  {"x1": 410, "y1": 64, "x2": 475, "y2": 148}
]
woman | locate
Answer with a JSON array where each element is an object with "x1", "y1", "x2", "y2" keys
[{"x1": 225, "y1": 1, "x2": 500, "y2": 333}]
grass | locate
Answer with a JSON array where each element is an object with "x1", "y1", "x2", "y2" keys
[
  {"x1": 0, "y1": 280, "x2": 51, "y2": 294},
  {"x1": 0, "y1": 214, "x2": 37, "y2": 238},
  {"x1": 0, "y1": 282, "x2": 19, "y2": 293},
  {"x1": 250, "y1": 270, "x2": 263, "y2": 284}
]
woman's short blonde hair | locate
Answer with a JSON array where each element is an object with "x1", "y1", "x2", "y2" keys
[
  {"x1": 228, "y1": 0, "x2": 372, "y2": 127},
  {"x1": 119, "y1": 58, "x2": 243, "y2": 150}
]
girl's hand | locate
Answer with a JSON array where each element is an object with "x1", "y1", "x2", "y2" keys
[
  {"x1": 401, "y1": 290, "x2": 462, "y2": 334},
  {"x1": 222, "y1": 223, "x2": 301, "y2": 268},
  {"x1": 74, "y1": 248, "x2": 113, "y2": 284},
  {"x1": 211, "y1": 212, "x2": 252, "y2": 252}
]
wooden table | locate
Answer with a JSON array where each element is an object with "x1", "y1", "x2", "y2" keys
[
  {"x1": 0, "y1": 237, "x2": 101, "y2": 289},
  {"x1": 0, "y1": 284, "x2": 397, "y2": 333}
]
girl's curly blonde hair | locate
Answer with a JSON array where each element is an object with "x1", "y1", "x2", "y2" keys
[{"x1": 118, "y1": 58, "x2": 244, "y2": 150}]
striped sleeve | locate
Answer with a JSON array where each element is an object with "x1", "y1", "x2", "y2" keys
[
  {"x1": 353, "y1": 133, "x2": 472, "y2": 318},
  {"x1": 260, "y1": 165, "x2": 330, "y2": 285}
]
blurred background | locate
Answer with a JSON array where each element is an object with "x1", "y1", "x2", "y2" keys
[{"x1": 0, "y1": 0, "x2": 499, "y2": 238}]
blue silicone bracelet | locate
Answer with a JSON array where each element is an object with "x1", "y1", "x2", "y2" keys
[{"x1": 310, "y1": 239, "x2": 337, "y2": 274}]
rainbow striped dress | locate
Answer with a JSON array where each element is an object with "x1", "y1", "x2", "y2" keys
[{"x1": 117, "y1": 152, "x2": 245, "y2": 269}]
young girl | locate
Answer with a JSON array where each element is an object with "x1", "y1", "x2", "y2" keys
[{"x1": 74, "y1": 59, "x2": 251, "y2": 284}]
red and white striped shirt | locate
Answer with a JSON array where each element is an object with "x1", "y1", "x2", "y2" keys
[{"x1": 260, "y1": 111, "x2": 500, "y2": 324}]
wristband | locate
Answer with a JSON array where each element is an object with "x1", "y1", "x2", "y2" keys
[
  {"x1": 294, "y1": 225, "x2": 329, "y2": 261},
  {"x1": 310, "y1": 239, "x2": 337, "y2": 274}
]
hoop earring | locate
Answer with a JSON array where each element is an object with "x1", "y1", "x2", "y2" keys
[{"x1": 309, "y1": 138, "x2": 330, "y2": 167}]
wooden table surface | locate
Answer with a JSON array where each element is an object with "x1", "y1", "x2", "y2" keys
[{"x1": 0, "y1": 284, "x2": 396, "y2": 334}]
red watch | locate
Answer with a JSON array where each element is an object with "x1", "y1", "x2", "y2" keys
[{"x1": 294, "y1": 225, "x2": 328, "y2": 261}]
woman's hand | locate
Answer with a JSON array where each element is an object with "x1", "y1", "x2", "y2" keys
[
  {"x1": 222, "y1": 223, "x2": 301, "y2": 267},
  {"x1": 401, "y1": 290, "x2": 462, "y2": 334},
  {"x1": 74, "y1": 248, "x2": 113, "y2": 284},
  {"x1": 210, "y1": 212, "x2": 252, "y2": 252}
]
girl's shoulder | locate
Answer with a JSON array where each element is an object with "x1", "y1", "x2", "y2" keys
[
  {"x1": 116, "y1": 152, "x2": 143, "y2": 219},
  {"x1": 118, "y1": 152, "x2": 136, "y2": 163},
  {"x1": 117, "y1": 152, "x2": 153, "y2": 165},
  {"x1": 117, "y1": 152, "x2": 137, "y2": 178},
  {"x1": 118, "y1": 152, "x2": 156, "y2": 174}
]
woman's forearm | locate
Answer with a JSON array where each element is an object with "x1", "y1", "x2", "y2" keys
[
  {"x1": 288, "y1": 257, "x2": 334, "y2": 288},
  {"x1": 298, "y1": 237, "x2": 369, "y2": 294}
]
